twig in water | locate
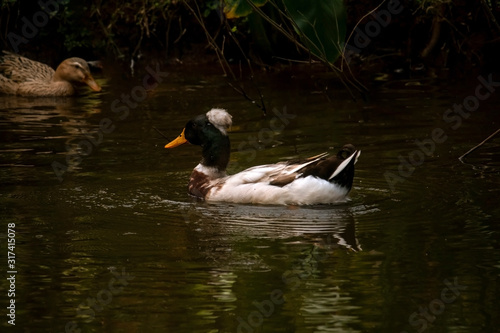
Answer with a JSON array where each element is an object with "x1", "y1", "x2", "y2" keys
[{"x1": 458, "y1": 128, "x2": 500, "y2": 163}]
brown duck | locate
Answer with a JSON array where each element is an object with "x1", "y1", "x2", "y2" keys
[{"x1": 0, "y1": 52, "x2": 101, "y2": 96}]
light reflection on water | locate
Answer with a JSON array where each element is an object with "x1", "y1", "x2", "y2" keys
[{"x1": 0, "y1": 66, "x2": 499, "y2": 332}]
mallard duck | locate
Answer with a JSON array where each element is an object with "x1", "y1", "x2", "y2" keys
[
  {"x1": 165, "y1": 108, "x2": 360, "y2": 205},
  {"x1": 0, "y1": 51, "x2": 101, "y2": 96}
]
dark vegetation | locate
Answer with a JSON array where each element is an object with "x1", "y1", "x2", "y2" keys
[{"x1": 1, "y1": 0, "x2": 500, "y2": 93}]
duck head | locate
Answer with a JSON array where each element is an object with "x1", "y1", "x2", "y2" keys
[
  {"x1": 53, "y1": 57, "x2": 101, "y2": 92},
  {"x1": 165, "y1": 108, "x2": 232, "y2": 170}
]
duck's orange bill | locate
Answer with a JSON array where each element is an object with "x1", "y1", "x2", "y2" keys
[
  {"x1": 165, "y1": 129, "x2": 187, "y2": 148},
  {"x1": 84, "y1": 76, "x2": 102, "y2": 92}
]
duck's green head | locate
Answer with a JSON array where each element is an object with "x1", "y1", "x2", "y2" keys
[{"x1": 165, "y1": 108, "x2": 232, "y2": 169}]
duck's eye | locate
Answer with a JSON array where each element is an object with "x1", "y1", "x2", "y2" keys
[{"x1": 70, "y1": 62, "x2": 84, "y2": 71}]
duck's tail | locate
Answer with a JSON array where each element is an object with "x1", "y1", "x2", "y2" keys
[
  {"x1": 297, "y1": 144, "x2": 360, "y2": 191},
  {"x1": 328, "y1": 149, "x2": 360, "y2": 190}
]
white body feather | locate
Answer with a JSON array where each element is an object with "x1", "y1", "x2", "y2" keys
[{"x1": 194, "y1": 163, "x2": 350, "y2": 205}]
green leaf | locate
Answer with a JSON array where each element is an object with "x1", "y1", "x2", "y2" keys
[
  {"x1": 224, "y1": 0, "x2": 269, "y2": 19},
  {"x1": 283, "y1": 0, "x2": 346, "y2": 64}
]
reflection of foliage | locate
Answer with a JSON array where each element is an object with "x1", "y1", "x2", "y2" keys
[
  {"x1": 189, "y1": 0, "x2": 366, "y2": 100},
  {"x1": 224, "y1": 0, "x2": 269, "y2": 19},
  {"x1": 221, "y1": 0, "x2": 347, "y2": 65},
  {"x1": 60, "y1": 0, "x2": 176, "y2": 58},
  {"x1": 410, "y1": 0, "x2": 500, "y2": 69},
  {"x1": 284, "y1": 0, "x2": 346, "y2": 64},
  {"x1": 0, "y1": 0, "x2": 499, "y2": 76},
  {"x1": 343, "y1": 0, "x2": 500, "y2": 75},
  {"x1": 0, "y1": 0, "x2": 186, "y2": 59},
  {"x1": 0, "y1": 0, "x2": 17, "y2": 9},
  {"x1": 56, "y1": 1, "x2": 95, "y2": 52}
]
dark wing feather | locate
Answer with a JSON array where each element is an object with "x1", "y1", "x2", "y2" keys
[
  {"x1": 233, "y1": 145, "x2": 358, "y2": 189},
  {"x1": 299, "y1": 144, "x2": 358, "y2": 189},
  {"x1": 269, "y1": 153, "x2": 330, "y2": 187}
]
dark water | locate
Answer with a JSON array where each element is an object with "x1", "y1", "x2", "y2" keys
[{"x1": 1, "y1": 64, "x2": 500, "y2": 333}]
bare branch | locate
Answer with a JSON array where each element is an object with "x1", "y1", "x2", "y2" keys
[{"x1": 459, "y1": 128, "x2": 500, "y2": 162}]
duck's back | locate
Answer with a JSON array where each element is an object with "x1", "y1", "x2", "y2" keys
[
  {"x1": 196, "y1": 151, "x2": 357, "y2": 205},
  {"x1": 0, "y1": 52, "x2": 56, "y2": 95},
  {"x1": 0, "y1": 52, "x2": 55, "y2": 82}
]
